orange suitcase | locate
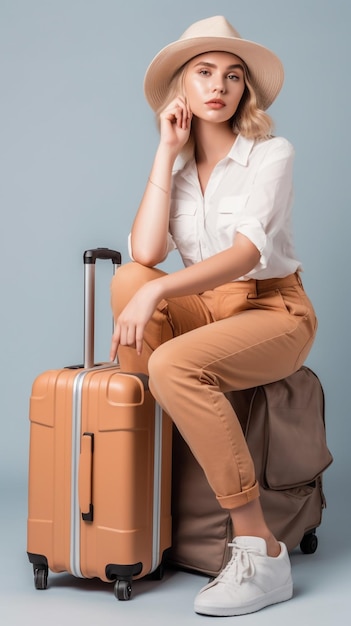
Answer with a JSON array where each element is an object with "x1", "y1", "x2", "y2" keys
[{"x1": 27, "y1": 249, "x2": 172, "y2": 600}]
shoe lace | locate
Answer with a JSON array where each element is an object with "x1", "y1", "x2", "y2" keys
[{"x1": 216, "y1": 543, "x2": 257, "y2": 585}]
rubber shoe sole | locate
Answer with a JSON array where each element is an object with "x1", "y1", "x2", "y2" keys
[{"x1": 194, "y1": 580, "x2": 293, "y2": 616}]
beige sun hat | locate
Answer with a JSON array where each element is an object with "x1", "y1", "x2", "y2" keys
[{"x1": 144, "y1": 15, "x2": 284, "y2": 112}]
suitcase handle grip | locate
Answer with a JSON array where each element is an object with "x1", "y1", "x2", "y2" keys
[
  {"x1": 79, "y1": 432, "x2": 94, "y2": 522},
  {"x1": 83, "y1": 248, "x2": 122, "y2": 368},
  {"x1": 84, "y1": 248, "x2": 122, "y2": 265}
]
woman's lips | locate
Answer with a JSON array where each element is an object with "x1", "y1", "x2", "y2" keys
[{"x1": 205, "y1": 99, "x2": 225, "y2": 109}]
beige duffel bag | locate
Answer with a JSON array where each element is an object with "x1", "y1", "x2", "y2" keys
[{"x1": 167, "y1": 367, "x2": 333, "y2": 577}]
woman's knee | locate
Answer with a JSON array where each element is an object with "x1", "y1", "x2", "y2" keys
[
  {"x1": 148, "y1": 338, "x2": 200, "y2": 407},
  {"x1": 148, "y1": 343, "x2": 169, "y2": 384},
  {"x1": 112, "y1": 261, "x2": 161, "y2": 293},
  {"x1": 148, "y1": 342, "x2": 181, "y2": 401},
  {"x1": 111, "y1": 262, "x2": 166, "y2": 317}
]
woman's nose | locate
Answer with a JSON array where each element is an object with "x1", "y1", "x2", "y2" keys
[{"x1": 211, "y1": 77, "x2": 225, "y2": 94}]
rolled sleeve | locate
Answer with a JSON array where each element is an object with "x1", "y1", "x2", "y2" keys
[{"x1": 237, "y1": 217, "x2": 270, "y2": 271}]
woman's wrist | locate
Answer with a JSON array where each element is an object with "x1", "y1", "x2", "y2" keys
[
  {"x1": 155, "y1": 142, "x2": 179, "y2": 166},
  {"x1": 146, "y1": 146, "x2": 175, "y2": 197},
  {"x1": 144, "y1": 276, "x2": 167, "y2": 305},
  {"x1": 148, "y1": 177, "x2": 169, "y2": 194}
]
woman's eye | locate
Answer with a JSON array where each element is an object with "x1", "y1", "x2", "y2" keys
[
  {"x1": 199, "y1": 69, "x2": 210, "y2": 76},
  {"x1": 228, "y1": 73, "x2": 239, "y2": 81}
]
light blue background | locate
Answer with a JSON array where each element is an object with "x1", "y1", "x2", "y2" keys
[
  {"x1": 1, "y1": 0, "x2": 349, "y2": 490},
  {"x1": 0, "y1": 1, "x2": 350, "y2": 623}
]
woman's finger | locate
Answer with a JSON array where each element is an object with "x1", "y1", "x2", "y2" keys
[
  {"x1": 110, "y1": 327, "x2": 120, "y2": 361},
  {"x1": 135, "y1": 325, "x2": 145, "y2": 356}
]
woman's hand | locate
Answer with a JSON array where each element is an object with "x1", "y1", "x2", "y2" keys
[
  {"x1": 159, "y1": 96, "x2": 192, "y2": 153},
  {"x1": 109, "y1": 279, "x2": 163, "y2": 361}
]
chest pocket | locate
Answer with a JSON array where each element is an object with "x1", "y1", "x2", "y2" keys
[
  {"x1": 216, "y1": 194, "x2": 248, "y2": 246},
  {"x1": 169, "y1": 200, "x2": 198, "y2": 264}
]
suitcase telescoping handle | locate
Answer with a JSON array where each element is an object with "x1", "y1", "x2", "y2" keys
[{"x1": 83, "y1": 248, "x2": 122, "y2": 368}]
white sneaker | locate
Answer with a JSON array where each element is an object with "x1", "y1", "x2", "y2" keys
[{"x1": 194, "y1": 536, "x2": 293, "y2": 616}]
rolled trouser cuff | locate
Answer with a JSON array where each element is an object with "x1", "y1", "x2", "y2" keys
[{"x1": 216, "y1": 480, "x2": 260, "y2": 510}]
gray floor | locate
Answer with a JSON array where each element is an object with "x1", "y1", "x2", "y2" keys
[{"x1": 1, "y1": 475, "x2": 349, "y2": 626}]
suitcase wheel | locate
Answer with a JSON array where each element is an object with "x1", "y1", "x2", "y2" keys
[
  {"x1": 300, "y1": 530, "x2": 318, "y2": 554},
  {"x1": 34, "y1": 566, "x2": 48, "y2": 590},
  {"x1": 114, "y1": 579, "x2": 132, "y2": 601}
]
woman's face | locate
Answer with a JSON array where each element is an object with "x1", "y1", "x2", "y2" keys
[{"x1": 183, "y1": 51, "x2": 246, "y2": 123}]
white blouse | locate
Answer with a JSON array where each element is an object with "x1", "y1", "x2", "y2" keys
[{"x1": 165, "y1": 134, "x2": 302, "y2": 280}]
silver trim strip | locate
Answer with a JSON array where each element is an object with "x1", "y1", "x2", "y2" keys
[
  {"x1": 70, "y1": 370, "x2": 87, "y2": 578},
  {"x1": 151, "y1": 402, "x2": 162, "y2": 573}
]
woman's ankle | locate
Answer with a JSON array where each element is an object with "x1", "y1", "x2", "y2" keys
[{"x1": 263, "y1": 533, "x2": 281, "y2": 557}]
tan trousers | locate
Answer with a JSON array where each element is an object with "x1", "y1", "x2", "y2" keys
[{"x1": 110, "y1": 263, "x2": 317, "y2": 511}]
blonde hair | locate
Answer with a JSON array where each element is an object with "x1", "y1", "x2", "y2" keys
[
  {"x1": 232, "y1": 62, "x2": 274, "y2": 139},
  {"x1": 155, "y1": 57, "x2": 274, "y2": 160}
]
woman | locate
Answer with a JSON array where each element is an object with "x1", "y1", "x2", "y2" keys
[{"x1": 110, "y1": 16, "x2": 317, "y2": 617}]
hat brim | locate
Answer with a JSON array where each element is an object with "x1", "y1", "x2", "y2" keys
[{"x1": 144, "y1": 36, "x2": 284, "y2": 111}]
